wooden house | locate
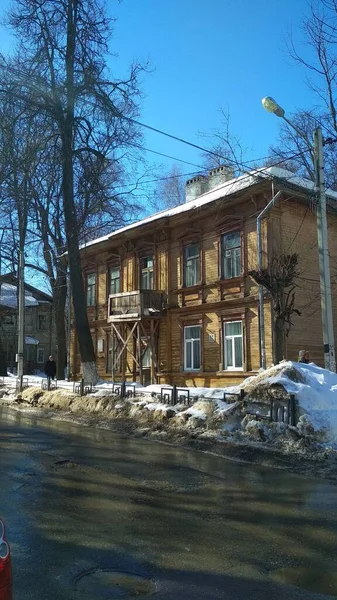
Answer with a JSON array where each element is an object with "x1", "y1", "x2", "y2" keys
[
  {"x1": 0, "y1": 274, "x2": 55, "y2": 373},
  {"x1": 70, "y1": 166, "x2": 337, "y2": 386}
]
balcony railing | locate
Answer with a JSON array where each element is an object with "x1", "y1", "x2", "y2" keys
[{"x1": 108, "y1": 290, "x2": 165, "y2": 321}]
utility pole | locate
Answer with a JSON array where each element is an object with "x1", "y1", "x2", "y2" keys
[
  {"x1": 66, "y1": 271, "x2": 71, "y2": 381},
  {"x1": 262, "y1": 97, "x2": 336, "y2": 371},
  {"x1": 17, "y1": 249, "x2": 25, "y2": 388},
  {"x1": 313, "y1": 127, "x2": 336, "y2": 372}
]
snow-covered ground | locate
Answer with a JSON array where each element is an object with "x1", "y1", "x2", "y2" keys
[{"x1": 4, "y1": 360, "x2": 337, "y2": 448}]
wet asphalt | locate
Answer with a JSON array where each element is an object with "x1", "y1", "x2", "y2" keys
[{"x1": 1, "y1": 406, "x2": 337, "y2": 599}]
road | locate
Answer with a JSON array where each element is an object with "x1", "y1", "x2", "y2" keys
[{"x1": 1, "y1": 406, "x2": 337, "y2": 599}]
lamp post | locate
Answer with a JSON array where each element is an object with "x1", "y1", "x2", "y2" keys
[
  {"x1": 262, "y1": 96, "x2": 336, "y2": 372},
  {"x1": 17, "y1": 249, "x2": 25, "y2": 387}
]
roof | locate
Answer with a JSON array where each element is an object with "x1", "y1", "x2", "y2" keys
[
  {"x1": 25, "y1": 336, "x2": 39, "y2": 345},
  {"x1": 80, "y1": 166, "x2": 337, "y2": 253},
  {"x1": 0, "y1": 276, "x2": 52, "y2": 309},
  {"x1": 0, "y1": 282, "x2": 40, "y2": 309}
]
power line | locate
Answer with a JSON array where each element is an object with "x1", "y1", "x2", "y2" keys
[
  {"x1": 114, "y1": 147, "x2": 312, "y2": 192},
  {"x1": 128, "y1": 143, "x2": 204, "y2": 169},
  {"x1": 124, "y1": 115, "x2": 314, "y2": 177}
]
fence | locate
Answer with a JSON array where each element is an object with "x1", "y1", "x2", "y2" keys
[
  {"x1": 41, "y1": 378, "x2": 57, "y2": 391},
  {"x1": 246, "y1": 394, "x2": 297, "y2": 426},
  {"x1": 160, "y1": 385, "x2": 190, "y2": 406}
]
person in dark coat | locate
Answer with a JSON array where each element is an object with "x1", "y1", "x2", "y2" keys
[{"x1": 44, "y1": 355, "x2": 57, "y2": 380}]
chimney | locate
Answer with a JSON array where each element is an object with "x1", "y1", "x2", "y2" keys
[
  {"x1": 185, "y1": 175, "x2": 208, "y2": 203},
  {"x1": 208, "y1": 165, "x2": 234, "y2": 190}
]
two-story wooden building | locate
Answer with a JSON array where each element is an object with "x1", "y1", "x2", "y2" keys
[
  {"x1": 0, "y1": 274, "x2": 55, "y2": 373},
  {"x1": 71, "y1": 165, "x2": 337, "y2": 386}
]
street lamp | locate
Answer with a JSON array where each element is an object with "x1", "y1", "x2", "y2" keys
[
  {"x1": 262, "y1": 96, "x2": 336, "y2": 372},
  {"x1": 17, "y1": 249, "x2": 25, "y2": 388}
]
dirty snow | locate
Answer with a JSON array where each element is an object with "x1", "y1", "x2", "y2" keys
[
  {"x1": 248, "y1": 361, "x2": 337, "y2": 446},
  {"x1": 4, "y1": 360, "x2": 337, "y2": 449}
]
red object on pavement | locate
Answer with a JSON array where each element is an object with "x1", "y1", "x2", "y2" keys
[{"x1": 0, "y1": 519, "x2": 12, "y2": 600}]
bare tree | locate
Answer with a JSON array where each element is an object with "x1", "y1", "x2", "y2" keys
[
  {"x1": 198, "y1": 108, "x2": 248, "y2": 174},
  {"x1": 268, "y1": 0, "x2": 337, "y2": 189},
  {"x1": 250, "y1": 254, "x2": 301, "y2": 364},
  {"x1": 150, "y1": 164, "x2": 186, "y2": 212},
  {"x1": 0, "y1": 0, "x2": 144, "y2": 382}
]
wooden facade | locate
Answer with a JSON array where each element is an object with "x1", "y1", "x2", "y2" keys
[{"x1": 70, "y1": 171, "x2": 337, "y2": 386}]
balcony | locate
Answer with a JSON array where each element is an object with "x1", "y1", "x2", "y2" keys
[{"x1": 108, "y1": 290, "x2": 166, "y2": 322}]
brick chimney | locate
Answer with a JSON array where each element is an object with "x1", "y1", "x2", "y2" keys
[
  {"x1": 208, "y1": 165, "x2": 234, "y2": 190},
  {"x1": 185, "y1": 175, "x2": 208, "y2": 203}
]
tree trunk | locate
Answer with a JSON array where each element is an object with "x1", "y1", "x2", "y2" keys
[
  {"x1": 273, "y1": 317, "x2": 285, "y2": 365},
  {"x1": 60, "y1": 0, "x2": 97, "y2": 384},
  {"x1": 53, "y1": 270, "x2": 67, "y2": 380},
  {"x1": 62, "y1": 137, "x2": 97, "y2": 383}
]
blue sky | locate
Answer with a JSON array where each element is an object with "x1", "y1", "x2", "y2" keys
[
  {"x1": 0, "y1": 0, "x2": 316, "y2": 174},
  {"x1": 109, "y1": 0, "x2": 315, "y2": 172}
]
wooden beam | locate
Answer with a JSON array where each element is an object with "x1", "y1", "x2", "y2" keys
[{"x1": 137, "y1": 323, "x2": 143, "y2": 385}]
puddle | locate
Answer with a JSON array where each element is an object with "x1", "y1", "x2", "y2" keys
[
  {"x1": 74, "y1": 569, "x2": 157, "y2": 598},
  {"x1": 272, "y1": 567, "x2": 337, "y2": 596}
]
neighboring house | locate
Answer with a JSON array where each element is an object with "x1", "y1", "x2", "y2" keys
[
  {"x1": 0, "y1": 274, "x2": 54, "y2": 373},
  {"x1": 70, "y1": 165, "x2": 337, "y2": 386}
]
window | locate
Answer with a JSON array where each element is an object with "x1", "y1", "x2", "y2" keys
[
  {"x1": 3, "y1": 314, "x2": 15, "y2": 325},
  {"x1": 38, "y1": 314, "x2": 47, "y2": 330},
  {"x1": 140, "y1": 256, "x2": 154, "y2": 290},
  {"x1": 109, "y1": 266, "x2": 120, "y2": 295},
  {"x1": 183, "y1": 244, "x2": 200, "y2": 287},
  {"x1": 142, "y1": 346, "x2": 151, "y2": 368},
  {"x1": 184, "y1": 325, "x2": 201, "y2": 371},
  {"x1": 37, "y1": 348, "x2": 45, "y2": 364},
  {"x1": 222, "y1": 231, "x2": 241, "y2": 279},
  {"x1": 86, "y1": 273, "x2": 96, "y2": 306},
  {"x1": 224, "y1": 321, "x2": 243, "y2": 370},
  {"x1": 26, "y1": 312, "x2": 33, "y2": 330}
]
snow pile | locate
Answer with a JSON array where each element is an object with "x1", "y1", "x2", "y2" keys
[{"x1": 242, "y1": 361, "x2": 337, "y2": 447}]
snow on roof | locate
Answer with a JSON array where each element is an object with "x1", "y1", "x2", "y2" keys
[
  {"x1": 25, "y1": 336, "x2": 39, "y2": 345},
  {"x1": 0, "y1": 283, "x2": 40, "y2": 308},
  {"x1": 80, "y1": 166, "x2": 337, "y2": 253}
]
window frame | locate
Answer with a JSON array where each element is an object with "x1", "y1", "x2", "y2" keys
[
  {"x1": 183, "y1": 243, "x2": 201, "y2": 288},
  {"x1": 37, "y1": 348, "x2": 45, "y2": 364},
  {"x1": 38, "y1": 313, "x2": 47, "y2": 331},
  {"x1": 140, "y1": 255, "x2": 154, "y2": 290},
  {"x1": 25, "y1": 311, "x2": 33, "y2": 330},
  {"x1": 86, "y1": 272, "x2": 97, "y2": 307},
  {"x1": 183, "y1": 324, "x2": 201, "y2": 372},
  {"x1": 221, "y1": 230, "x2": 242, "y2": 280},
  {"x1": 109, "y1": 265, "x2": 121, "y2": 295},
  {"x1": 223, "y1": 320, "x2": 243, "y2": 371}
]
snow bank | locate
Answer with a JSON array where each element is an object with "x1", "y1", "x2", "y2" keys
[{"x1": 244, "y1": 361, "x2": 337, "y2": 447}]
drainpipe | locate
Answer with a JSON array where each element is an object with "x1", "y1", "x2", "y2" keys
[{"x1": 257, "y1": 189, "x2": 283, "y2": 369}]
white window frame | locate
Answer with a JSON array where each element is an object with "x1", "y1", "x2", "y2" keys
[
  {"x1": 221, "y1": 231, "x2": 241, "y2": 279},
  {"x1": 183, "y1": 243, "x2": 200, "y2": 287},
  {"x1": 184, "y1": 325, "x2": 201, "y2": 371},
  {"x1": 223, "y1": 320, "x2": 243, "y2": 371},
  {"x1": 37, "y1": 348, "x2": 45, "y2": 364}
]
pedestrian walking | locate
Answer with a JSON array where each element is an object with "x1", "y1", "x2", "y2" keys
[{"x1": 44, "y1": 355, "x2": 57, "y2": 380}]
